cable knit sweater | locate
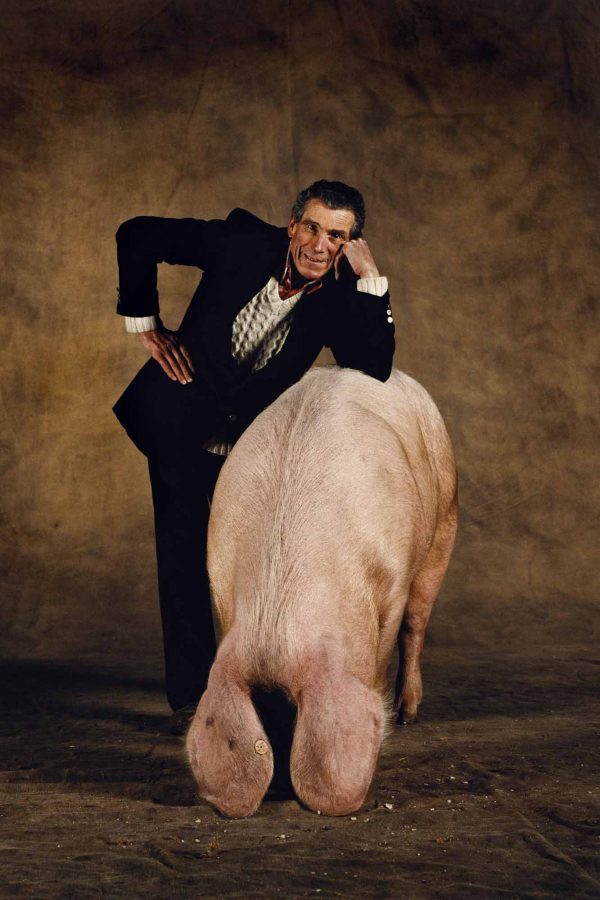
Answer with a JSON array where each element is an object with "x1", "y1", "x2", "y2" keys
[{"x1": 203, "y1": 276, "x2": 304, "y2": 454}]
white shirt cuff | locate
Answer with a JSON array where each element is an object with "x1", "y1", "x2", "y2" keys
[
  {"x1": 125, "y1": 315, "x2": 160, "y2": 333},
  {"x1": 356, "y1": 276, "x2": 388, "y2": 297}
]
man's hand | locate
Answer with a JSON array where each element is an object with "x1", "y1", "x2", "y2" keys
[
  {"x1": 139, "y1": 326, "x2": 194, "y2": 384},
  {"x1": 335, "y1": 238, "x2": 380, "y2": 280}
]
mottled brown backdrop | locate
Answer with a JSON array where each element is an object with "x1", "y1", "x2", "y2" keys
[{"x1": 2, "y1": 0, "x2": 599, "y2": 663}]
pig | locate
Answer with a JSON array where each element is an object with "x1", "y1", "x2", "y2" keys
[{"x1": 186, "y1": 366, "x2": 458, "y2": 818}]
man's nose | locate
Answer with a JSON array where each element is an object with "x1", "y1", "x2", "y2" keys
[{"x1": 311, "y1": 231, "x2": 328, "y2": 253}]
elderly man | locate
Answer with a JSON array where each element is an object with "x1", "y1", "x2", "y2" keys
[{"x1": 114, "y1": 180, "x2": 395, "y2": 726}]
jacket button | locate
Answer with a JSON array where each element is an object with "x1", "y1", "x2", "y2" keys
[{"x1": 227, "y1": 413, "x2": 237, "y2": 422}]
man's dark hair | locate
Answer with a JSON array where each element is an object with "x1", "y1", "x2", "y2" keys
[{"x1": 291, "y1": 180, "x2": 365, "y2": 239}]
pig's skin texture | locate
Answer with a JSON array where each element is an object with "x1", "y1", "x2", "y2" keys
[{"x1": 186, "y1": 367, "x2": 458, "y2": 818}]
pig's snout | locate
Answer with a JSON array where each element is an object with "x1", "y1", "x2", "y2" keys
[
  {"x1": 290, "y1": 671, "x2": 386, "y2": 816},
  {"x1": 186, "y1": 665, "x2": 273, "y2": 818}
]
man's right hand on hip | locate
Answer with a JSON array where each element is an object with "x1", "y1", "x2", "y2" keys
[{"x1": 138, "y1": 326, "x2": 194, "y2": 384}]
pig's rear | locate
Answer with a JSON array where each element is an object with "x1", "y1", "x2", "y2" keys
[
  {"x1": 207, "y1": 367, "x2": 455, "y2": 687},
  {"x1": 187, "y1": 367, "x2": 457, "y2": 816}
]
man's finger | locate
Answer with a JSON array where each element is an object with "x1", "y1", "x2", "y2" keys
[
  {"x1": 163, "y1": 348, "x2": 190, "y2": 384},
  {"x1": 155, "y1": 352, "x2": 178, "y2": 382},
  {"x1": 167, "y1": 346, "x2": 193, "y2": 383},
  {"x1": 172, "y1": 344, "x2": 191, "y2": 378},
  {"x1": 179, "y1": 342, "x2": 195, "y2": 373},
  {"x1": 158, "y1": 333, "x2": 192, "y2": 381},
  {"x1": 154, "y1": 345, "x2": 187, "y2": 384},
  {"x1": 334, "y1": 245, "x2": 347, "y2": 280},
  {"x1": 141, "y1": 330, "x2": 192, "y2": 383}
]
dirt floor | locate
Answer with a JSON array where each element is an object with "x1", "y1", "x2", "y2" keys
[{"x1": 1, "y1": 639, "x2": 599, "y2": 899}]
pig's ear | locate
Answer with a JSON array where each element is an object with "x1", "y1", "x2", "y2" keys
[
  {"x1": 290, "y1": 673, "x2": 385, "y2": 816},
  {"x1": 186, "y1": 673, "x2": 273, "y2": 818}
]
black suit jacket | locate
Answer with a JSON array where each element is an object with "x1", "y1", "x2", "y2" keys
[{"x1": 113, "y1": 208, "x2": 395, "y2": 460}]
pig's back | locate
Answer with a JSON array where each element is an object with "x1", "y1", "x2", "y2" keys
[
  {"x1": 219, "y1": 367, "x2": 455, "y2": 539},
  {"x1": 207, "y1": 367, "x2": 456, "y2": 683}
]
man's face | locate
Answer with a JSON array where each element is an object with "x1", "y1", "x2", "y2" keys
[{"x1": 287, "y1": 199, "x2": 356, "y2": 280}]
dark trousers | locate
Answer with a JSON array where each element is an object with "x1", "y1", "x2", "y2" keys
[
  {"x1": 149, "y1": 447, "x2": 295, "y2": 794},
  {"x1": 148, "y1": 449, "x2": 226, "y2": 711}
]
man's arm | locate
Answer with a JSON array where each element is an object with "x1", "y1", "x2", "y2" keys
[
  {"x1": 115, "y1": 215, "x2": 227, "y2": 383},
  {"x1": 327, "y1": 239, "x2": 395, "y2": 382}
]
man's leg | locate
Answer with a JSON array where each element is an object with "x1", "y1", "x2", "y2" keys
[{"x1": 148, "y1": 450, "x2": 225, "y2": 712}]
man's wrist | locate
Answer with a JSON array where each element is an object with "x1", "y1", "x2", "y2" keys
[
  {"x1": 124, "y1": 314, "x2": 160, "y2": 333},
  {"x1": 356, "y1": 276, "x2": 388, "y2": 297}
]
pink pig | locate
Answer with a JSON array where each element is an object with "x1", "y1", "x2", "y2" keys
[{"x1": 186, "y1": 367, "x2": 458, "y2": 817}]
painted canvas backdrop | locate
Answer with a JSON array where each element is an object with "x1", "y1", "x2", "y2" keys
[{"x1": 1, "y1": 0, "x2": 598, "y2": 661}]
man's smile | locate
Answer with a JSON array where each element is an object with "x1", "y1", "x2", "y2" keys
[{"x1": 301, "y1": 251, "x2": 328, "y2": 265}]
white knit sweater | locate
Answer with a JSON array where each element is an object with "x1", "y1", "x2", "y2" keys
[{"x1": 203, "y1": 276, "x2": 304, "y2": 454}]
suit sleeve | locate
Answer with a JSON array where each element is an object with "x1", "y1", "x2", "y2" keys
[
  {"x1": 115, "y1": 215, "x2": 228, "y2": 319},
  {"x1": 326, "y1": 277, "x2": 395, "y2": 382}
]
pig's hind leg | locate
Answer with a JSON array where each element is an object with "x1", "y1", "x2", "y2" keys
[
  {"x1": 186, "y1": 652, "x2": 273, "y2": 818},
  {"x1": 395, "y1": 504, "x2": 457, "y2": 724}
]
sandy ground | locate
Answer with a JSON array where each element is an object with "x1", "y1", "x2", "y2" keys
[{"x1": 1, "y1": 641, "x2": 599, "y2": 899}]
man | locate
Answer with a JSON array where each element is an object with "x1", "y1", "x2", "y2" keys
[{"x1": 114, "y1": 180, "x2": 395, "y2": 726}]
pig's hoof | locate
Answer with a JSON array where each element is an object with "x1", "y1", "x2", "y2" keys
[
  {"x1": 394, "y1": 688, "x2": 421, "y2": 725},
  {"x1": 397, "y1": 710, "x2": 418, "y2": 726}
]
